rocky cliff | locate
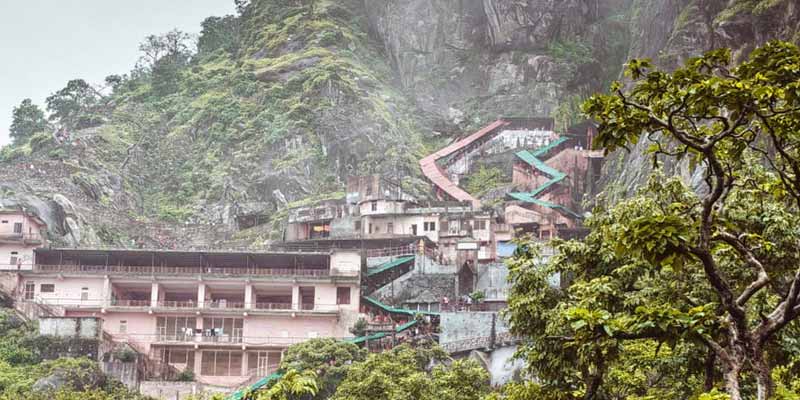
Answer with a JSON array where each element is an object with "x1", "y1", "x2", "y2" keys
[
  {"x1": 0, "y1": 0, "x2": 797, "y2": 247},
  {"x1": 601, "y1": 0, "x2": 800, "y2": 197}
]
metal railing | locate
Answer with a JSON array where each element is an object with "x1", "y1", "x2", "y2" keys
[
  {"x1": 23, "y1": 297, "x2": 344, "y2": 313},
  {"x1": 254, "y1": 302, "x2": 292, "y2": 310},
  {"x1": 0, "y1": 232, "x2": 43, "y2": 242},
  {"x1": 27, "y1": 264, "x2": 333, "y2": 278},
  {"x1": 110, "y1": 299, "x2": 150, "y2": 307},
  {"x1": 109, "y1": 333, "x2": 340, "y2": 347}
]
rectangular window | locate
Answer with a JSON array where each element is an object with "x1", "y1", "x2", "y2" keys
[
  {"x1": 9, "y1": 252, "x2": 18, "y2": 265},
  {"x1": 475, "y1": 220, "x2": 486, "y2": 230},
  {"x1": 119, "y1": 320, "x2": 127, "y2": 334},
  {"x1": 387, "y1": 222, "x2": 393, "y2": 234},
  {"x1": 424, "y1": 222, "x2": 436, "y2": 232},
  {"x1": 157, "y1": 316, "x2": 197, "y2": 341},
  {"x1": 371, "y1": 201, "x2": 377, "y2": 211},
  {"x1": 336, "y1": 287, "x2": 351, "y2": 305},
  {"x1": 81, "y1": 287, "x2": 89, "y2": 301},
  {"x1": 201, "y1": 350, "x2": 242, "y2": 376},
  {"x1": 354, "y1": 221, "x2": 361, "y2": 231},
  {"x1": 368, "y1": 223, "x2": 373, "y2": 234},
  {"x1": 24, "y1": 282, "x2": 35, "y2": 300},
  {"x1": 13, "y1": 223, "x2": 22, "y2": 234},
  {"x1": 0, "y1": 220, "x2": 7, "y2": 224},
  {"x1": 40, "y1": 284, "x2": 55, "y2": 293}
]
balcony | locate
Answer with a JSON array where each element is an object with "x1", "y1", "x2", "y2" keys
[
  {"x1": 28, "y1": 264, "x2": 337, "y2": 279},
  {"x1": 0, "y1": 232, "x2": 43, "y2": 245},
  {"x1": 115, "y1": 333, "x2": 325, "y2": 348}
]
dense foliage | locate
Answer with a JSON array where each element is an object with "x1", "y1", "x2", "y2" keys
[
  {"x1": 9, "y1": 99, "x2": 48, "y2": 144},
  {"x1": 0, "y1": 309, "x2": 145, "y2": 399},
  {"x1": 504, "y1": 40, "x2": 800, "y2": 400}
]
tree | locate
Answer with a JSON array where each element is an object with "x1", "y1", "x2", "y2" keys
[
  {"x1": 506, "y1": 40, "x2": 800, "y2": 399},
  {"x1": 198, "y1": 16, "x2": 241, "y2": 57},
  {"x1": 45, "y1": 79, "x2": 104, "y2": 129},
  {"x1": 331, "y1": 344, "x2": 489, "y2": 400},
  {"x1": 137, "y1": 29, "x2": 193, "y2": 96},
  {"x1": 257, "y1": 369, "x2": 318, "y2": 400},
  {"x1": 9, "y1": 99, "x2": 47, "y2": 144},
  {"x1": 277, "y1": 338, "x2": 365, "y2": 399}
]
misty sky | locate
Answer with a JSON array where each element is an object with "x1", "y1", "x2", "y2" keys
[{"x1": 0, "y1": 0, "x2": 236, "y2": 146}]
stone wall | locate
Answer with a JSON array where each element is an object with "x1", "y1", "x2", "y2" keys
[
  {"x1": 139, "y1": 381, "x2": 234, "y2": 400},
  {"x1": 39, "y1": 317, "x2": 101, "y2": 338}
]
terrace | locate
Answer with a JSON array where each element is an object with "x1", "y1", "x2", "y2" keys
[{"x1": 28, "y1": 248, "x2": 354, "y2": 279}]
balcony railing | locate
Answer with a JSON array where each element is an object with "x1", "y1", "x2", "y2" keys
[
  {"x1": 112, "y1": 333, "x2": 339, "y2": 347},
  {"x1": 110, "y1": 299, "x2": 151, "y2": 307},
  {"x1": 0, "y1": 232, "x2": 43, "y2": 242},
  {"x1": 22, "y1": 297, "x2": 344, "y2": 313},
  {"x1": 206, "y1": 300, "x2": 245, "y2": 310},
  {"x1": 28, "y1": 264, "x2": 333, "y2": 278},
  {"x1": 157, "y1": 300, "x2": 197, "y2": 309},
  {"x1": 254, "y1": 302, "x2": 292, "y2": 310}
]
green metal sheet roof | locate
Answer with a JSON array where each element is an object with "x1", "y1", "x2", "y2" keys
[
  {"x1": 511, "y1": 136, "x2": 581, "y2": 220},
  {"x1": 366, "y1": 255, "x2": 415, "y2": 277},
  {"x1": 345, "y1": 319, "x2": 419, "y2": 345},
  {"x1": 362, "y1": 295, "x2": 439, "y2": 316},
  {"x1": 227, "y1": 372, "x2": 282, "y2": 400}
]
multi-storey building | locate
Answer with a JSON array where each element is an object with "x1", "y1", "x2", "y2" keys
[
  {"x1": 0, "y1": 207, "x2": 46, "y2": 270},
  {"x1": 15, "y1": 248, "x2": 361, "y2": 387}
]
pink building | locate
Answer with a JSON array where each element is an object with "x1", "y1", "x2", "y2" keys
[
  {"x1": 15, "y1": 248, "x2": 362, "y2": 387},
  {"x1": 0, "y1": 208, "x2": 46, "y2": 270}
]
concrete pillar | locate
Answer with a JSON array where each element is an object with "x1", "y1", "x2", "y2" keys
[
  {"x1": 241, "y1": 351, "x2": 249, "y2": 376},
  {"x1": 150, "y1": 282, "x2": 160, "y2": 307},
  {"x1": 193, "y1": 349, "x2": 202, "y2": 374},
  {"x1": 102, "y1": 276, "x2": 111, "y2": 307},
  {"x1": 244, "y1": 282, "x2": 253, "y2": 310},
  {"x1": 291, "y1": 285, "x2": 300, "y2": 311},
  {"x1": 197, "y1": 283, "x2": 206, "y2": 309}
]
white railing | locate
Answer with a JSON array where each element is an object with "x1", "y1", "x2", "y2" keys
[{"x1": 26, "y1": 264, "x2": 332, "y2": 277}]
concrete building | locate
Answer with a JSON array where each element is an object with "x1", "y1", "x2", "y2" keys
[
  {"x1": 0, "y1": 208, "x2": 46, "y2": 270},
  {"x1": 14, "y1": 248, "x2": 362, "y2": 387}
]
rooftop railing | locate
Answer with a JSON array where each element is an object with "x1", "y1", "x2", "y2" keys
[{"x1": 25, "y1": 264, "x2": 346, "y2": 278}]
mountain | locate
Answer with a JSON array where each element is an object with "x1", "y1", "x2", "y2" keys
[{"x1": 0, "y1": 0, "x2": 797, "y2": 248}]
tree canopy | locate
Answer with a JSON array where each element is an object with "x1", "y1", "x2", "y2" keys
[
  {"x1": 506, "y1": 40, "x2": 800, "y2": 400},
  {"x1": 9, "y1": 99, "x2": 47, "y2": 144}
]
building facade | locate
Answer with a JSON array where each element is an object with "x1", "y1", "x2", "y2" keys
[
  {"x1": 14, "y1": 248, "x2": 361, "y2": 387},
  {"x1": 0, "y1": 208, "x2": 46, "y2": 270}
]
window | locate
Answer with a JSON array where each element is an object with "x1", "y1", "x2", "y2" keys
[
  {"x1": 424, "y1": 222, "x2": 436, "y2": 232},
  {"x1": 157, "y1": 316, "x2": 197, "y2": 340},
  {"x1": 24, "y1": 282, "x2": 35, "y2": 300},
  {"x1": 40, "y1": 284, "x2": 55, "y2": 293},
  {"x1": 13, "y1": 223, "x2": 22, "y2": 234},
  {"x1": 368, "y1": 223, "x2": 373, "y2": 234},
  {"x1": 0, "y1": 220, "x2": 7, "y2": 224},
  {"x1": 387, "y1": 222, "x2": 393, "y2": 234},
  {"x1": 354, "y1": 221, "x2": 361, "y2": 231},
  {"x1": 81, "y1": 287, "x2": 89, "y2": 301},
  {"x1": 440, "y1": 221, "x2": 449, "y2": 232},
  {"x1": 371, "y1": 201, "x2": 377, "y2": 212},
  {"x1": 475, "y1": 220, "x2": 486, "y2": 230},
  {"x1": 119, "y1": 320, "x2": 127, "y2": 334},
  {"x1": 201, "y1": 350, "x2": 242, "y2": 376},
  {"x1": 336, "y1": 287, "x2": 351, "y2": 305},
  {"x1": 9, "y1": 251, "x2": 18, "y2": 266}
]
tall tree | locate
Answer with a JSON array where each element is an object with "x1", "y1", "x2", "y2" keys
[
  {"x1": 45, "y1": 79, "x2": 104, "y2": 129},
  {"x1": 9, "y1": 99, "x2": 47, "y2": 143},
  {"x1": 506, "y1": 40, "x2": 800, "y2": 400},
  {"x1": 137, "y1": 29, "x2": 193, "y2": 96}
]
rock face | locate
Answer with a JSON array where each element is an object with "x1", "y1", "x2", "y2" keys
[
  {"x1": 600, "y1": 0, "x2": 800, "y2": 197},
  {"x1": 364, "y1": 0, "x2": 625, "y2": 130},
  {"x1": 1, "y1": 0, "x2": 798, "y2": 245}
]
